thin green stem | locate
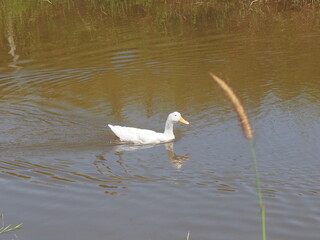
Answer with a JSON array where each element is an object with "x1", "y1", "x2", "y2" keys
[
  {"x1": 0, "y1": 214, "x2": 22, "y2": 234},
  {"x1": 249, "y1": 139, "x2": 266, "y2": 240},
  {"x1": 0, "y1": 224, "x2": 22, "y2": 234}
]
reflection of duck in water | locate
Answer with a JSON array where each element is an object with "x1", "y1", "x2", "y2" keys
[
  {"x1": 108, "y1": 112, "x2": 189, "y2": 144},
  {"x1": 165, "y1": 142, "x2": 189, "y2": 169},
  {"x1": 107, "y1": 142, "x2": 189, "y2": 169}
]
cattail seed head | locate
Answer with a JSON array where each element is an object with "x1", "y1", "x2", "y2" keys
[{"x1": 209, "y1": 73, "x2": 253, "y2": 139}]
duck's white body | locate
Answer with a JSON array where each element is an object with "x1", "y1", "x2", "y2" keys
[{"x1": 108, "y1": 112, "x2": 189, "y2": 145}]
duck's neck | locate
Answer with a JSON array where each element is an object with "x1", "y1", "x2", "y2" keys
[{"x1": 164, "y1": 119, "x2": 175, "y2": 139}]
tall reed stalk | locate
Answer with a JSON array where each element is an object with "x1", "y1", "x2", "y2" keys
[{"x1": 209, "y1": 73, "x2": 266, "y2": 240}]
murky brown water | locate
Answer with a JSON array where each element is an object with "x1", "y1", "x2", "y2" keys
[{"x1": 1, "y1": 2, "x2": 320, "y2": 240}]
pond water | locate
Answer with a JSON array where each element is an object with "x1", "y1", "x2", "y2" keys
[{"x1": 1, "y1": 2, "x2": 320, "y2": 240}]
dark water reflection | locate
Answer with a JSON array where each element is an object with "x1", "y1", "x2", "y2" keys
[{"x1": 1, "y1": 2, "x2": 320, "y2": 240}]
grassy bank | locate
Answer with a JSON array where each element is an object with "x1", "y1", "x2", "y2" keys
[
  {"x1": 1, "y1": 0, "x2": 319, "y2": 64},
  {"x1": 1, "y1": 0, "x2": 319, "y2": 43},
  {"x1": 1, "y1": 0, "x2": 319, "y2": 25},
  {"x1": 57, "y1": 0, "x2": 320, "y2": 24}
]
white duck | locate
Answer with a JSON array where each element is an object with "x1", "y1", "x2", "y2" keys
[{"x1": 108, "y1": 112, "x2": 189, "y2": 145}]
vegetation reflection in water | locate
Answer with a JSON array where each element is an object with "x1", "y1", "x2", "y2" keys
[{"x1": 1, "y1": 0, "x2": 320, "y2": 62}]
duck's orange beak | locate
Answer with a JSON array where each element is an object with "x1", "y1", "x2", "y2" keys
[{"x1": 179, "y1": 117, "x2": 189, "y2": 125}]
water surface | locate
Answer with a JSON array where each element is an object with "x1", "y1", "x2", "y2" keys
[{"x1": 1, "y1": 2, "x2": 320, "y2": 240}]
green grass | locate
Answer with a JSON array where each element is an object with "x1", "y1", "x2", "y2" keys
[
  {"x1": 249, "y1": 139, "x2": 266, "y2": 240},
  {"x1": 0, "y1": 214, "x2": 22, "y2": 234},
  {"x1": 186, "y1": 231, "x2": 190, "y2": 240}
]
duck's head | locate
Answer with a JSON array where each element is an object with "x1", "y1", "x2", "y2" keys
[{"x1": 169, "y1": 112, "x2": 189, "y2": 125}]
